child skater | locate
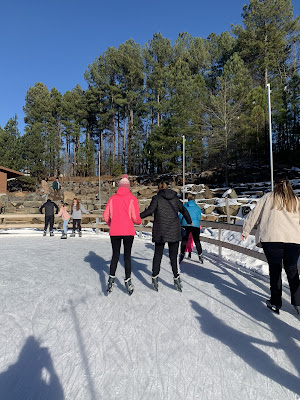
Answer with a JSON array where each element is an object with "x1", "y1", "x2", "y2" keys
[
  {"x1": 70, "y1": 198, "x2": 89, "y2": 237},
  {"x1": 57, "y1": 201, "x2": 70, "y2": 239}
]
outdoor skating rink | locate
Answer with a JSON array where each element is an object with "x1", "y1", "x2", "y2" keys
[{"x1": 1, "y1": 232, "x2": 300, "y2": 400}]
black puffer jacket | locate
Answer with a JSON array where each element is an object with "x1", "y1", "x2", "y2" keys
[
  {"x1": 40, "y1": 199, "x2": 59, "y2": 216},
  {"x1": 140, "y1": 189, "x2": 192, "y2": 243}
]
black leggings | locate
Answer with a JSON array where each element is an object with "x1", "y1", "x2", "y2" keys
[
  {"x1": 262, "y1": 242, "x2": 300, "y2": 307},
  {"x1": 44, "y1": 215, "x2": 54, "y2": 232},
  {"x1": 72, "y1": 219, "x2": 81, "y2": 232},
  {"x1": 180, "y1": 226, "x2": 202, "y2": 255},
  {"x1": 110, "y1": 236, "x2": 134, "y2": 280},
  {"x1": 152, "y1": 242, "x2": 179, "y2": 278}
]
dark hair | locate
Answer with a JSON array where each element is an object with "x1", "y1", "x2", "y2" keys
[
  {"x1": 188, "y1": 193, "x2": 196, "y2": 200},
  {"x1": 72, "y1": 198, "x2": 80, "y2": 211},
  {"x1": 158, "y1": 182, "x2": 168, "y2": 190}
]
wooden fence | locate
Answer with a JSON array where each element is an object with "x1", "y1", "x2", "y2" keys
[{"x1": 1, "y1": 213, "x2": 300, "y2": 269}]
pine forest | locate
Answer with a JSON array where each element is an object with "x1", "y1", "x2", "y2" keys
[{"x1": 0, "y1": 0, "x2": 299, "y2": 185}]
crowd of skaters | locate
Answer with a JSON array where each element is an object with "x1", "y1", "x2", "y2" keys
[
  {"x1": 103, "y1": 174, "x2": 300, "y2": 315},
  {"x1": 39, "y1": 174, "x2": 300, "y2": 314}
]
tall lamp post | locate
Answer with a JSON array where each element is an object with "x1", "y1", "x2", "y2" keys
[
  {"x1": 182, "y1": 135, "x2": 186, "y2": 200},
  {"x1": 267, "y1": 83, "x2": 274, "y2": 191},
  {"x1": 98, "y1": 150, "x2": 101, "y2": 212}
]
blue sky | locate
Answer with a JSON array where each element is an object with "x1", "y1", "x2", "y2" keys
[{"x1": 0, "y1": 0, "x2": 299, "y2": 134}]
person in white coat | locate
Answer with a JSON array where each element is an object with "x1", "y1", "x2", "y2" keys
[{"x1": 242, "y1": 178, "x2": 300, "y2": 314}]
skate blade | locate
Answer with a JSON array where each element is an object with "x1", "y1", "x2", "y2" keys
[{"x1": 266, "y1": 301, "x2": 280, "y2": 314}]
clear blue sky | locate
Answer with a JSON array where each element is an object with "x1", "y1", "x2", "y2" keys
[{"x1": 0, "y1": 0, "x2": 299, "y2": 134}]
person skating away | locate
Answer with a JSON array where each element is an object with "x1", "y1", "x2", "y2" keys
[
  {"x1": 57, "y1": 201, "x2": 70, "y2": 239},
  {"x1": 103, "y1": 174, "x2": 142, "y2": 295},
  {"x1": 179, "y1": 193, "x2": 203, "y2": 264},
  {"x1": 70, "y1": 198, "x2": 89, "y2": 237},
  {"x1": 242, "y1": 178, "x2": 300, "y2": 315},
  {"x1": 39, "y1": 197, "x2": 59, "y2": 236},
  {"x1": 140, "y1": 182, "x2": 192, "y2": 292}
]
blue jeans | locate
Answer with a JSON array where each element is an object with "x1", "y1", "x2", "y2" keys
[{"x1": 63, "y1": 219, "x2": 69, "y2": 234}]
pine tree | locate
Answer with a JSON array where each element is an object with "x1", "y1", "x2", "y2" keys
[{"x1": 0, "y1": 115, "x2": 23, "y2": 170}]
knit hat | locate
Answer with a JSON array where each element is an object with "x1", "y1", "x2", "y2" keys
[{"x1": 119, "y1": 174, "x2": 130, "y2": 189}]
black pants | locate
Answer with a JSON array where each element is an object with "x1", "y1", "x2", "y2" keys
[
  {"x1": 180, "y1": 226, "x2": 202, "y2": 255},
  {"x1": 110, "y1": 236, "x2": 134, "y2": 280},
  {"x1": 152, "y1": 242, "x2": 179, "y2": 278},
  {"x1": 72, "y1": 219, "x2": 81, "y2": 232},
  {"x1": 44, "y1": 215, "x2": 54, "y2": 232},
  {"x1": 261, "y1": 242, "x2": 300, "y2": 307}
]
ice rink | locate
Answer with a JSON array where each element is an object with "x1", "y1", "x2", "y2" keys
[{"x1": 0, "y1": 232, "x2": 299, "y2": 399}]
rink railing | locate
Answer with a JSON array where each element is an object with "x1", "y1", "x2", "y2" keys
[
  {"x1": 2, "y1": 213, "x2": 300, "y2": 268},
  {"x1": 0, "y1": 213, "x2": 265, "y2": 262}
]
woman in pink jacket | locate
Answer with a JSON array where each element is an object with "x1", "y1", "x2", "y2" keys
[
  {"x1": 57, "y1": 201, "x2": 71, "y2": 239},
  {"x1": 103, "y1": 174, "x2": 141, "y2": 295}
]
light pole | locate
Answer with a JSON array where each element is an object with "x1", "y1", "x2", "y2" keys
[
  {"x1": 98, "y1": 150, "x2": 101, "y2": 212},
  {"x1": 182, "y1": 135, "x2": 186, "y2": 200},
  {"x1": 267, "y1": 83, "x2": 274, "y2": 191}
]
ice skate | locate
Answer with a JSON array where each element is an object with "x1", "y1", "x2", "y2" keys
[
  {"x1": 43, "y1": 230, "x2": 47, "y2": 236},
  {"x1": 106, "y1": 275, "x2": 115, "y2": 293},
  {"x1": 124, "y1": 278, "x2": 134, "y2": 295},
  {"x1": 70, "y1": 231, "x2": 75, "y2": 237},
  {"x1": 79, "y1": 231, "x2": 82, "y2": 237},
  {"x1": 198, "y1": 254, "x2": 204, "y2": 264},
  {"x1": 179, "y1": 253, "x2": 184, "y2": 264},
  {"x1": 174, "y1": 275, "x2": 182, "y2": 292},
  {"x1": 152, "y1": 276, "x2": 159, "y2": 292},
  {"x1": 266, "y1": 300, "x2": 280, "y2": 314},
  {"x1": 61, "y1": 233, "x2": 67, "y2": 239},
  {"x1": 188, "y1": 252, "x2": 192, "y2": 259},
  {"x1": 50, "y1": 231, "x2": 54, "y2": 237},
  {"x1": 294, "y1": 305, "x2": 300, "y2": 315}
]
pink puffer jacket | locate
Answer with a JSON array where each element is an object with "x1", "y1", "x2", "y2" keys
[
  {"x1": 103, "y1": 187, "x2": 142, "y2": 236},
  {"x1": 57, "y1": 206, "x2": 70, "y2": 221}
]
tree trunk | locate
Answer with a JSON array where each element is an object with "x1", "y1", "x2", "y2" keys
[
  {"x1": 157, "y1": 93, "x2": 160, "y2": 127},
  {"x1": 123, "y1": 116, "x2": 127, "y2": 170}
]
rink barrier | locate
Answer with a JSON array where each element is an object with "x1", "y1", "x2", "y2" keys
[{"x1": 1, "y1": 214, "x2": 299, "y2": 269}]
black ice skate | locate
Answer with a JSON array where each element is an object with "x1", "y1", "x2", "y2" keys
[
  {"x1": 179, "y1": 253, "x2": 184, "y2": 264},
  {"x1": 152, "y1": 276, "x2": 159, "y2": 292},
  {"x1": 50, "y1": 231, "x2": 54, "y2": 237},
  {"x1": 266, "y1": 300, "x2": 280, "y2": 314},
  {"x1": 174, "y1": 275, "x2": 182, "y2": 292},
  {"x1": 294, "y1": 305, "x2": 300, "y2": 315},
  {"x1": 43, "y1": 230, "x2": 46, "y2": 236},
  {"x1": 61, "y1": 233, "x2": 67, "y2": 239},
  {"x1": 124, "y1": 278, "x2": 134, "y2": 295},
  {"x1": 70, "y1": 231, "x2": 75, "y2": 237},
  {"x1": 198, "y1": 254, "x2": 204, "y2": 264},
  {"x1": 188, "y1": 252, "x2": 192, "y2": 259},
  {"x1": 106, "y1": 275, "x2": 115, "y2": 293},
  {"x1": 79, "y1": 231, "x2": 82, "y2": 237}
]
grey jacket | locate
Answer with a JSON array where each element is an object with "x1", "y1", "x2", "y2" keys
[
  {"x1": 71, "y1": 204, "x2": 89, "y2": 219},
  {"x1": 242, "y1": 192, "x2": 300, "y2": 246}
]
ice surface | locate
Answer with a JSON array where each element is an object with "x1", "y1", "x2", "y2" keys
[{"x1": 0, "y1": 231, "x2": 299, "y2": 399}]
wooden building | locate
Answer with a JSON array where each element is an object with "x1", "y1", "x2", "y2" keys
[{"x1": 0, "y1": 167, "x2": 24, "y2": 194}]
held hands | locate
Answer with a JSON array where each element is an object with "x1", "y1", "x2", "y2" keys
[{"x1": 241, "y1": 234, "x2": 247, "y2": 241}]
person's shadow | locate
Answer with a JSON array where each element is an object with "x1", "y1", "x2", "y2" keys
[
  {"x1": 84, "y1": 251, "x2": 127, "y2": 294},
  {"x1": 191, "y1": 300, "x2": 300, "y2": 396},
  {"x1": 0, "y1": 336, "x2": 64, "y2": 400},
  {"x1": 182, "y1": 253, "x2": 300, "y2": 396}
]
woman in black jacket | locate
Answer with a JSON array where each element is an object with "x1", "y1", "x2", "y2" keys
[{"x1": 140, "y1": 182, "x2": 192, "y2": 292}]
